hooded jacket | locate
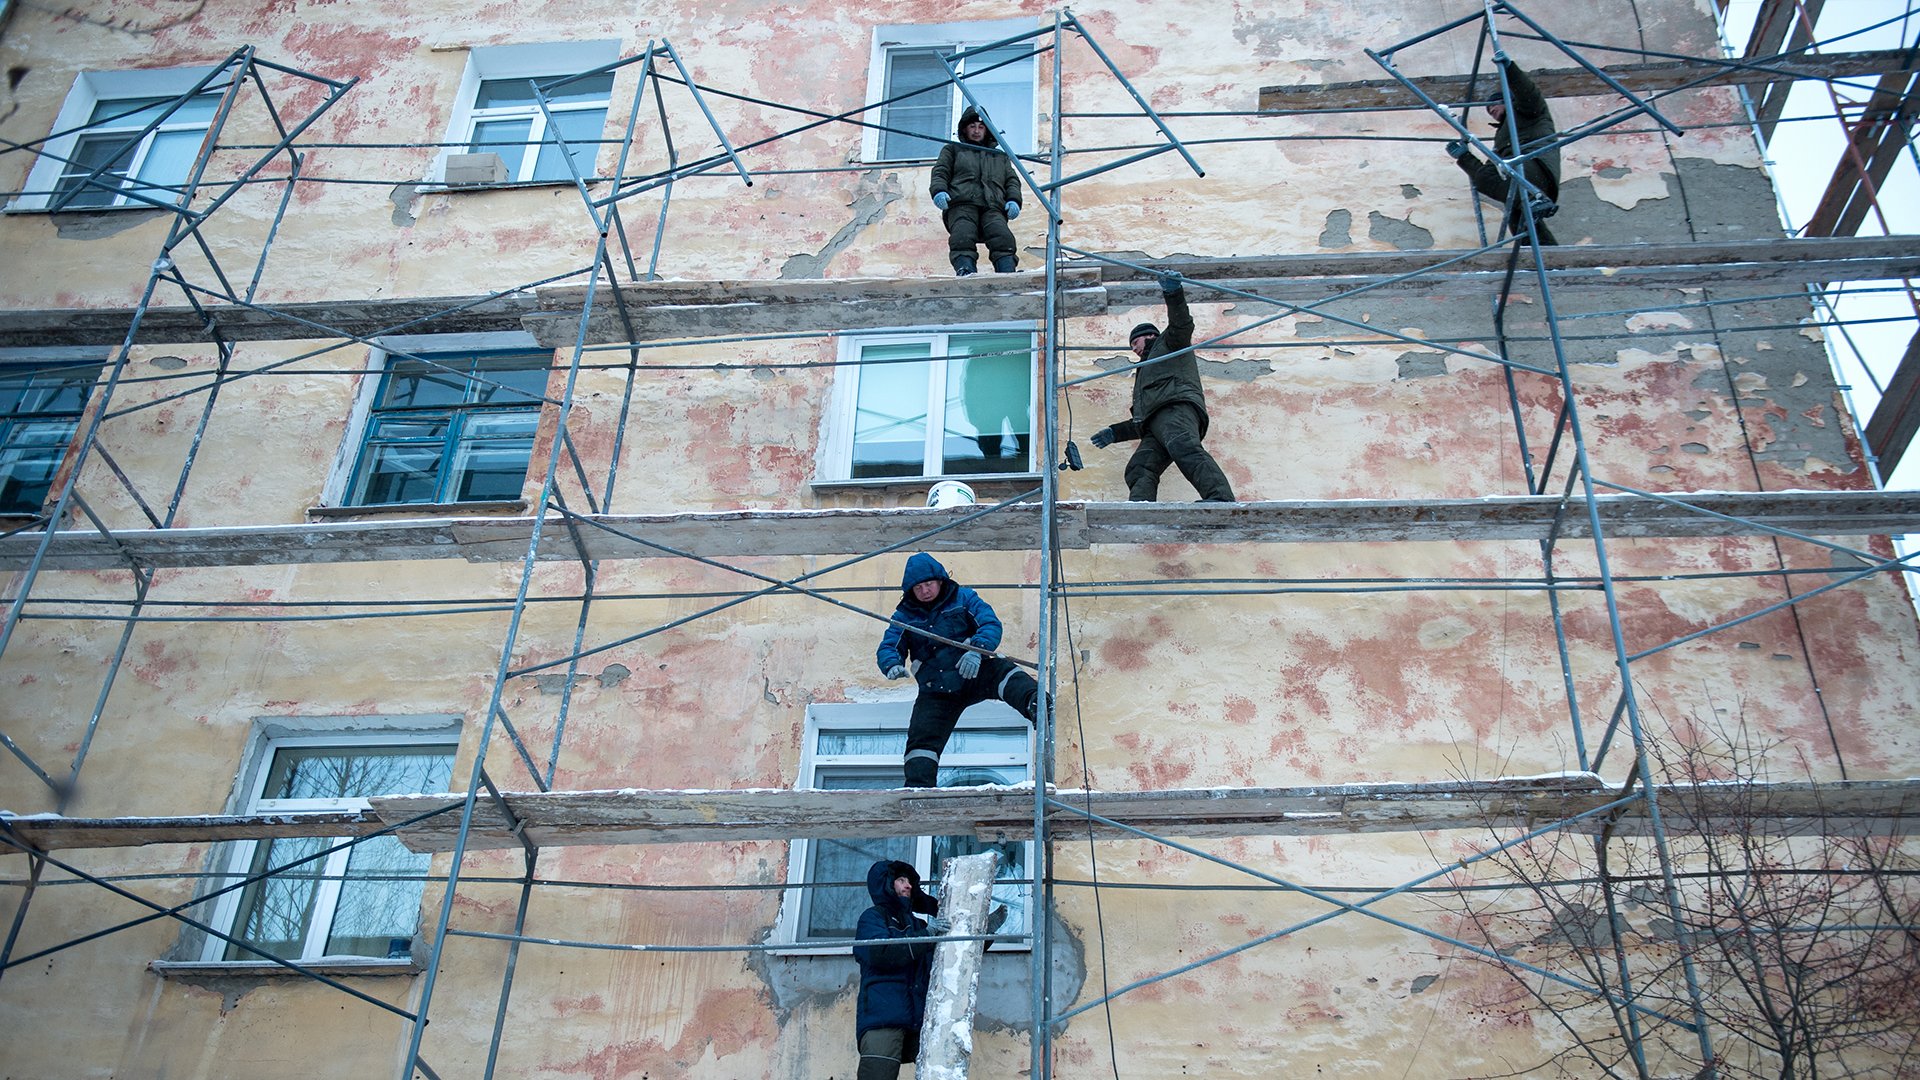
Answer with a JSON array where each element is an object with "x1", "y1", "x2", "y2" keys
[
  {"x1": 875, "y1": 553, "x2": 1004, "y2": 695},
  {"x1": 1110, "y1": 286, "x2": 1209, "y2": 439},
  {"x1": 1490, "y1": 61, "x2": 1559, "y2": 195},
  {"x1": 930, "y1": 107, "x2": 1022, "y2": 219},
  {"x1": 853, "y1": 859, "x2": 940, "y2": 1044}
]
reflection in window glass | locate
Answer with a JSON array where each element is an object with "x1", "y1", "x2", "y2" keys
[
  {"x1": 346, "y1": 351, "x2": 549, "y2": 507},
  {"x1": 0, "y1": 365, "x2": 97, "y2": 515}
]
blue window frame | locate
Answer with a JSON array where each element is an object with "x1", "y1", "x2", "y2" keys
[
  {"x1": 0, "y1": 363, "x2": 98, "y2": 515},
  {"x1": 345, "y1": 351, "x2": 549, "y2": 507}
]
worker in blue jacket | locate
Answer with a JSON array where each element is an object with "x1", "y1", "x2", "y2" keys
[
  {"x1": 852, "y1": 859, "x2": 944, "y2": 1079},
  {"x1": 877, "y1": 553, "x2": 1042, "y2": 787}
]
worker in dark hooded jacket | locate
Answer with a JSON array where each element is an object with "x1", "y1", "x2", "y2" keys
[
  {"x1": 1445, "y1": 53, "x2": 1560, "y2": 245},
  {"x1": 1089, "y1": 273, "x2": 1237, "y2": 502},
  {"x1": 877, "y1": 552, "x2": 1042, "y2": 787},
  {"x1": 852, "y1": 859, "x2": 945, "y2": 1080},
  {"x1": 929, "y1": 106, "x2": 1022, "y2": 276}
]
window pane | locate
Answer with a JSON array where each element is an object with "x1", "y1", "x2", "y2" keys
[
  {"x1": 379, "y1": 359, "x2": 478, "y2": 409},
  {"x1": 469, "y1": 117, "x2": 532, "y2": 180},
  {"x1": 354, "y1": 417, "x2": 451, "y2": 505},
  {"x1": 540, "y1": 72, "x2": 615, "y2": 106},
  {"x1": 131, "y1": 128, "x2": 207, "y2": 198},
  {"x1": 934, "y1": 764, "x2": 1028, "y2": 941},
  {"x1": 0, "y1": 419, "x2": 78, "y2": 514},
  {"x1": 945, "y1": 727, "x2": 1029, "y2": 756},
  {"x1": 961, "y1": 46, "x2": 1035, "y2": 155},
  {"x1": 531, "y1": 107, "x2": 609, "y2": 181},
  {"x1": 92, "y1": 94, "x2": 220, "y2": 129},
  {"x1": 943, "y1": 332, "x2": 1031, "y2": 475},
  {"x1": 326, "y1": 836, "x2": 433, "y2": 959},
  {"x1": 473, "y1": 78, "x2": 540, "y2": 110},
  {"x1": 55, "y1": 134, "x2": 136, "y2": 208},
  {"x1": 448, "y1": 411, "x2": 535, "y2": 502},
  {"x1": 880, "y1": 48, "x2": 954, "y2": 160},
  {"x1": 223, "y1": 836, "x2": 328, "y2": 961},
  {"x1": 803, "y1": 771, "x2": 915, "y2": 940},
  {"x1": 815, "y1": 729, "x2": 911, "y2": 757},
  {"x1": 851, "y1": 343, "x2": 933, "y2": 478},
  {"x1": 261, "y1": 744, "x2": 456, "y2": 801},
  {"x1": 470, "y1": 357, "x2": 550, "y2": 404}
]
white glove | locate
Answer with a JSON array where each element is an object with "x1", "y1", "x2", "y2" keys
[
  {"x1": 926, "y1": 917, "x2": 951, "y2": 935},
  {"x1": 886, "y1": 664, "x2": 909, "y2": 680},
  {"x1": 957, "y1": 651, "x2": 982, "y2": 679}
]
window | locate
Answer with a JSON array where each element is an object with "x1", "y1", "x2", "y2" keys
[
  {"x1": 13, "y1": 67, "x2": 223, "y2": 212},
  {"x1": 342, "y1": 347, "x2": 550, "y2": 507},
  {"x1": 868, "y1": 20, "x2": 1037, "y2": 162},
  {"x1": 779, "y1": 702, "x2": 1032, "y2": 950},
  {"x1": 825, "y1": 328, "x2": 1036, "y2": 482},
  {"x1": 438, "y1": 41, "x2": 619, "y2": 185},
  {"x1": 202, "y1": 733, "x2": 457, "y2": 963},
  {"x1": 0, "y1": 361, "x2": 98, "y2": 514}
]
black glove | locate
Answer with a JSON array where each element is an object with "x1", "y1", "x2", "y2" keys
[
  {"x1": 1445, "y1": 139, "x2": 1469, "y2": 160},
  {"x1": 1158, "y1": 272, "x2": 1182, "y2": 295},
  {"x1": 1090, "y1": 427, "x2": 1115, "y2": 449}
]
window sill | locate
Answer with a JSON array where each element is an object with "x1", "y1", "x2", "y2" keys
[
  {"x1": 5, "y1": 201, "x2": 176, "y2": 216},
  {"x1": 309, "y1": 499, "x2": 529, "y2": 520},
  {"x1": 810, "y1": 473, "x2": 1043, "y2": 493},
  {"x1": 417, "y1": 178, "x2": 596, "y2": 195},
  {"x1": 151, "y1": 957, "x2": 423, "y2": 978},
  {"x1": 767, "y1": 942, "x2": 1031, "y2": 958}
]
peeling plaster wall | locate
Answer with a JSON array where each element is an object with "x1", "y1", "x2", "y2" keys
[{"x1": 2, "y1": 1, "x2": 1918, "y2": 1078}]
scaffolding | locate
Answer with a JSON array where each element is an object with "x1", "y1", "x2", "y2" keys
[{"x1": 1, "y1": 4, "x2": 1918, "y2": 1078}]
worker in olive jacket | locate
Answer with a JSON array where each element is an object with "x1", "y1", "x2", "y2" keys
[
  {"x1": 1446, "y1": 53, "x2": 1560, "y2": 245},
  {"x1": 1089, "y1": 273, "x2": 1237, "y2": 502},
  {"x1": 930, "y1": 106, "x2": 1022, "y2": 275}
]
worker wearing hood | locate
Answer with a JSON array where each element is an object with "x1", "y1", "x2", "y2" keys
[
  {"x1": 852, "y1": 859, "x2": 942, "y2": 1079},
  {"x1": 929, "y1": 106, "x2": 1023, "y2": 275},
  {"x1": 877, "y1": 553, "x2": 1043, "y2": 787}
]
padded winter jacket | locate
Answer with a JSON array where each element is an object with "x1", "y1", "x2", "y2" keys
[
  {"x1": 853, "y1": 859, "x2": 939, "y2": 1046},
  {"x1": 875, "y1": 553, "x2": 1004, "y2": 695},
  {"x1": 1108, "y1": 286, "x2": 1210, "y2": 441},
  {"x1": 930, "y1": 107, "x2": 1022, "y2": 217}
]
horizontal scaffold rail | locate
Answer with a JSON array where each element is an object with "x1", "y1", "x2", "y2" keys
[
  {"x1": 7, "y1": 776, "x2": 1914, "y2": 852},
  {"x1": 2, "y1": 238, "x2": 1914, "y2": 348},
  {"x1": 1257, "y1": 48, "x2": 1919, "y2": 112},
  {"x1": 1, "y1": 491, "x2": 1917, "y2": 570}
]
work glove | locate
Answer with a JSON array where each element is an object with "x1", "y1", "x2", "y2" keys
[
  {"x1": 1158, "y1": 271, "x2": 1182, "y2": 295},
  {"x1": 1445, "y1": 139, "x2": 1470, "y2": 160},
  {"x1": 1090, "y1": 427, "x2": 1115, "y2": 449},
  {"x1": 926, "y1": 917, "x2": 952, "y2": 935},
  {"x1": 957, "y1": 651, "x2": 982, "y2": 680},
  {"x1": 932, "y1": 191, "x2": 951, "y2": 211},
  {"x1": 1004, "y1": 201, "x2": 1020, "y2": 220},
  {"x1": 886, "y1": 664, "x2": 910, "y2": 680}
]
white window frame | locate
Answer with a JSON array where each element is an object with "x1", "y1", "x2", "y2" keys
[
  {"x1": 11, "y1": 66, "x2": 223, "y2": 212},
  {"x1": 818, "y1": 323, "x2": 1040, "y2": 484},
  {"x1": 321, "y1": 330, "x2": 548, "y2": 508},
  {"x1": 861, "y1": 19, "x2": 1040, "y2": 163},
  {"x1": 431, "y1": 40, "x2": 621, "y2": 185},
  {"x1": 773, "y1": 700, "x2": 1034, "y2": 954},
  {"x1": 198, "y1": 724, "x2": 460, "y2": 965}
]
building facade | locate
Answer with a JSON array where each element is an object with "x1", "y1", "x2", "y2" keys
[{"x1": 1, "y1": 1, "x2": 1916, "y2": 1077}]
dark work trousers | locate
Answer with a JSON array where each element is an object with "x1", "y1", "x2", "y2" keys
[
  {"x1": 857, "y1": 1028, "x2": 909, "y2": 1080},
  {"x1": 945, "y1": 203, "x2": 1017, "y2": 270},
  {"x1": 1123, "y1": 402, "x2": 1236, "y2": 502},
  {"x1": 903, "y1": 655, "x2": 1039, "y2": 787},
  {"x1": 1457, "y1": 156, "x2": 1559, "y2": 246}
]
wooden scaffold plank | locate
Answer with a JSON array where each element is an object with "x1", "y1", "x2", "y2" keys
[
  {"x1": 9, "y1": 776, "x2": 1913, "y2": 853},
  {"x1": 2, "y1": 491, "x2": 1917, "y2": 570},
  {"x1": 1257, "y1": 49, "x2": 1919, "y2": 113}
]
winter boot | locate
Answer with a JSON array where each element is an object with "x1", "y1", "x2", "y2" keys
[
  {"x1": 952, "y1": 254, "x2": 978, "y2": 277},
  {"x1": 991, "y1": 255, "x2": 1018, "y2": 273}
]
